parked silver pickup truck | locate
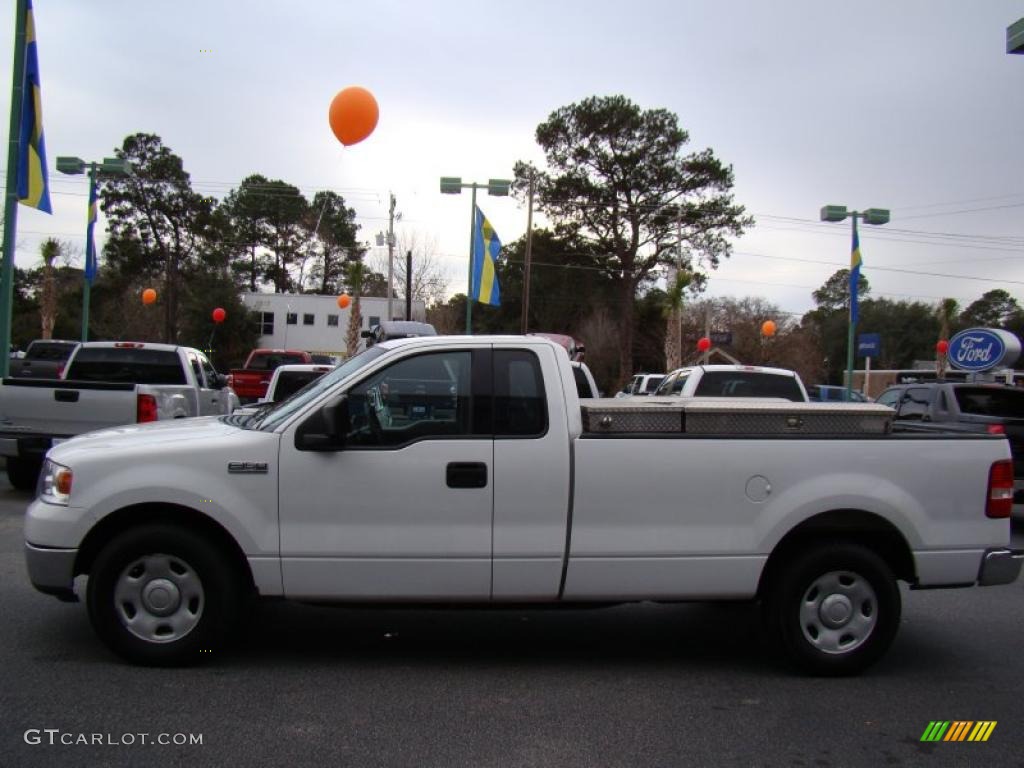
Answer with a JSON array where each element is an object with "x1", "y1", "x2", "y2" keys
[
  {"x1": 23, "y1": 336, "x2": 1021, "y2": 674},
  {"x1": 0, "y1": 341, "x2": 238, "y2": 489}
]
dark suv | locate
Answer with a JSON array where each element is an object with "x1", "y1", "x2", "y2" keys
[{"x1": 876, "y1": 381, "x2": 1024, "y2": 505}]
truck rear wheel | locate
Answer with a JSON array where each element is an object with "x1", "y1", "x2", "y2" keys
[
  {"x1": 764, "y1": 542, "x2": 900, "y2": 676},
  {"x1": 6, "y1": 457, "x2": 42, "y2": 491},
  {"x1": 86, "y1": 525, "x2": 241, "y2": 666}
]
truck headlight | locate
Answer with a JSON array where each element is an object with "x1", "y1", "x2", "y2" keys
[{"x1": 39, "y1": 459, "x2": 73, "y2": 505}]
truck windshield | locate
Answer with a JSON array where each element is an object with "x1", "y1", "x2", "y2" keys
[
  {"x1": 244, "y1": 346, "x2": 387, "y2": 431},
  {"x1": 642, "y1": 375, "x2": 664, "y2": 394},
  {"x1": 654, "y1": 371, "x2": 691, "y2": 395},
  {"x1": 694, "y1": 372, "x2": 804, "y2": 401}
]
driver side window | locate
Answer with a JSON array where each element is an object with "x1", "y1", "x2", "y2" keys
[{"x1": 345, "y1": 351, "x2": 473, "y2": 448}]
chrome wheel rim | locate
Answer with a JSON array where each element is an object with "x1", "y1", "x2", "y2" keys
[
  {"x1": 113, "y1": 554, "x2": 204, "y2": 643},
  {"x1": 798, "y1": 570, "x2": 877, "y2": 655}
]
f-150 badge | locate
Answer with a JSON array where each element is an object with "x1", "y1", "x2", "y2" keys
[{"x1": 228, "y1": 461, "x2": 268, "y2": 474}]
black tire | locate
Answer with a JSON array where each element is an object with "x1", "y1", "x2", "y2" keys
[
  {"x1": 763, "y1": 541, "x2": 901, "y2": 676},
  {"x1": 6, "y1": 456, "x2": 42, "y2": 491},
  {"x1": 86, "y1": 525, "x2": 242, "y2": 666}
]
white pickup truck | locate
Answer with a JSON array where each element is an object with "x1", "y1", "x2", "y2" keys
[
  {"x1": 1, "y1": 342, "x2": 238, "y2": 490},
  {"x1": 24, "y1": 336, "x2": 1021, "y2": 674},
  {"x1": 652, "y1": 364, "x2": 809, "y2": 401}
]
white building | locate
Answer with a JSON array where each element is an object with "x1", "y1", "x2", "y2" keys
[{"x1": 240, "y1": 292, "x2": 427, "y2": 357}]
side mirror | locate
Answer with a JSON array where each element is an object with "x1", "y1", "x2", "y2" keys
[
  {"x1": 214, "y1": 373, "x2": 229, "y2": 389},
  {"x1": 295, "y1": 396, "x2": 350, "y2": 452}
]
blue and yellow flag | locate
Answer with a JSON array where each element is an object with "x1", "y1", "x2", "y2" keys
[
  {"x1": 85, "y1": 182, "x2": 98, "y2": 282},
  {"x1": 471, "y1": 206, "x2": 501, "y2": 306},
  {"x1": 849, "y1": 221, "x2": 861, "y2": 325},
  {"x1": 17, "y1": 0, "x2": 51, "y2": 213}
]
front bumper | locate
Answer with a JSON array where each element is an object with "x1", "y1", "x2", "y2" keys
[
  {"x1": 977, "y1": 548, "x2": 1024, "y2": 587},
  {"x1": 24, "y1": 542, "x2": 78, "y2": 602}
]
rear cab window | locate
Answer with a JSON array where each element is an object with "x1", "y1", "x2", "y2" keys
[
  {"x1": 27, "y1": 342, "x2": 76, "y2": 361},
  {"x1": 66, "y1": 348, "x2": 187, "y2": 385},
  {"x1": 248, "y1": 353, "x2": 309, "y2": 371},
  {"x1": 494, "y1": 350, "x2": 547, "y2": 437}
]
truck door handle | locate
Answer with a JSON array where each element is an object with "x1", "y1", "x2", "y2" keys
[
  {"x1": 446, "y1": 462, "x2": 487, "y2": 488},
  {"x1": 54, "y1": 390, "x2": 79, "y2": 403}
]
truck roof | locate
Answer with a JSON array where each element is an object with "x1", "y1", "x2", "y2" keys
[
  {"x1": 667, "y1": 364, "x2": 801, "y2": 377},
  {"x1": 75, "y1": 341, "x2": 189, "y2": 353},
  {"x1": 374, "y1": 335, "x2": 573, "y2": 357}
]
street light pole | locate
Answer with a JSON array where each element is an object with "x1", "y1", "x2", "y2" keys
[
  {"x1": 56, "y1": 155, "x2": 130, "y2": 342},
  {"x1": 521, "y1": 173, "x2": 535, "y2": 335},
  {"x1": 81, "y1": 162, "x2": 96, "y2": 341},
  {"x1": 440, "y1": 176, "x2": 511, "y2": 334},
  {"x1": 386, "y1": 192, "x2": 396, "y2": 321},
  {"x1": 820, "y1": 204, "x2": 890, "y2": 400}
]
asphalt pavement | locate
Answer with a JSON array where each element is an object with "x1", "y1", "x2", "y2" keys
[{"x1": 1, "y1": 478, "x2": 1023, "y2": 767}]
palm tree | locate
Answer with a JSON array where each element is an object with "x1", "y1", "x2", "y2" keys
[
  {"x1": 344, "y1": 259, "x2": 366, "y2": 357},
  {"x1": 936, "y1": 298, "x2": 959, "y2": 378},
  {"x1": 663, "y1": 268, "x2": 692, "y2": 371},
  {"x1": 39, "y1": 238, "x2": 61, "y2": 339}
]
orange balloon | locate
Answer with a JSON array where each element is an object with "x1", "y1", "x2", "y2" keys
[
  {"x1": 142, "y1": 288, "x2": 157, "y2": 305},
  {"x1": 328, "y1": 87, "x2": 379, "y2": 146},
  {"x1": 337, "y1": 293, "x2": 351, "y2": 309},
  {"x1": 761, "y1": 320, "x2": 777, "y2": 338}
]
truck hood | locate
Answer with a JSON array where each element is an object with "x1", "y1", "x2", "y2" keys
[{"x1": 48, "y1": 416, "x2": 246, "y2": 463}]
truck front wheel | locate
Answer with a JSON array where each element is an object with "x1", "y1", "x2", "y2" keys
[
  {"x1": 764, "y1": 542, "x2": 901, "y2": 676},
  {"x1": 86, "y1": 525, "x2": 241, "y2": 666},
  {"x1": 6, "y1": 457, "x2": 42, "y2": 491}
]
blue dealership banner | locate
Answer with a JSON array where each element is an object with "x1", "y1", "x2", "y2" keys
[{"x1": 857, "y1": 333, "x2": 881, "y2": 358}]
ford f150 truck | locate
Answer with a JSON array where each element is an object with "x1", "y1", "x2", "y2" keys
[
  {"x1": 23, "y1": 336, "x2": 1021, "y2": 674},
  {"x1": 228, "y1": 349, "x2": 314, "y2": 403},
  {"x1": 0, "y1": 342, "x2": 239, "y2": 490}
]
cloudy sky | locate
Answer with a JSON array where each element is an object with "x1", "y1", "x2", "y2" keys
[{"x1": 5, "y1": 0, "x2": 1024, "y2": 320}]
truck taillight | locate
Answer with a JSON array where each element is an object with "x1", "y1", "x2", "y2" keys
[
  {"x1": 986, "y1": 460, "x2": 1014, "y2": 518},
  {"x1": 137, "y1": 394, "x2": 158, "y2": 423},
  {"x1": 986, "y1": 424, "x2": 1006, "y2": 435}
]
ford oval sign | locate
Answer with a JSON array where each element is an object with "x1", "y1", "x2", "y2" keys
[{"x1": 947, "y1": 328, "x2": 1021, "y2": 372}]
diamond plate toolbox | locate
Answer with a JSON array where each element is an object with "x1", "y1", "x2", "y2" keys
[
  {"x1": 582, "y1": 399, "x2": 683, "y2": 433},
  {"x1": 581, "y1": 398, "x2": 893, "y2": 435},
  {"x1": 681, "y1": 400, "x2": 894, "y2": 435}
]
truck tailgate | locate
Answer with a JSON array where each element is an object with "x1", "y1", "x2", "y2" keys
[
  {"x1": 0, "y1": 379, "x2": 137, "y2": 436},
  {"x1": 230, "y1": 370, "x2": 271, "y2": 399}
]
